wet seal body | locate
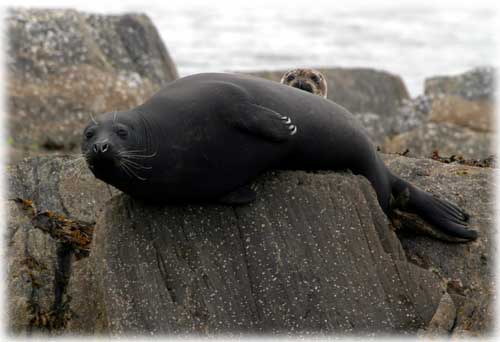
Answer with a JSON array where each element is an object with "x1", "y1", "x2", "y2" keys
[
  {"x1": 82, "y1": 73, "x2": 477, "y2": 240},
  {"x1": 280, "y1": 68, "x2": 328, "y2": 98}
]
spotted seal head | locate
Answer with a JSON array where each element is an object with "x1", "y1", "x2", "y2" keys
[{"x1": 280, "y1": 68, "x2": 328, "y2": 98}]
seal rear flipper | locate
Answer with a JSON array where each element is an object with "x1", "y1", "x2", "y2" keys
[
  {"x1": 392, "y1": 177, "x2": 478, "y2": 241},
  {"x1": 227, "y1": 103, "x2": 297, "y2": 142},
  {"x1": 218, "y1": 185, "x2": 257, "y2": 205}
]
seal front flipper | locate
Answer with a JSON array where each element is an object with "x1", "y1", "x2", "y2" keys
[
  {"x1": 218, "y1": 185, "x2": 257, "y2": 205},
  {"x1": 226, "y1": 103, "x2": 297, "y2": 142}
]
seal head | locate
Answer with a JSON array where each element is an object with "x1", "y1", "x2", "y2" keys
[
  {"x1": 280, "y1": 68, "x2": 328, "y2": 98},
  {"x1": 82, "y1": 111, "x2": 154, "y2": 187}
]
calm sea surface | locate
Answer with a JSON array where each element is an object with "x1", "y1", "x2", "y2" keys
[{"x1": 11, "y1": 1, "x2": 497, "y2": 96}]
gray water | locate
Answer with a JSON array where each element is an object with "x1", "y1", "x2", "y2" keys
[{"x1": 11, "y1": 0, "x2": 497, "y2": 96}]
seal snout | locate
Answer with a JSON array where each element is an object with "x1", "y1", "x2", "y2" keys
[
  {"x1": 295, "y1": 80, "x2": 313, "y2": 93},
  {"x1": 90, "y1": 141, "x2": 116, "y2": 163},
  {"x1": 93, "y1": 142, "x2": 110, "y2": 154}
]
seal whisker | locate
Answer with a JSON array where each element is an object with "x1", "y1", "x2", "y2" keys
[
  {"x1": 89, "y1": 112, "x2": 98, "y2": 125},
  {"x1": 119, "y1": 161, "x2": 133, "y2": 178},
  {"x1": 121, "y1": 157, "x2": 153, "y2": 170},
  {"x1": 120, "y1": 161, "x2": 147, "y2": 181},
  {"x1": 119, "y1": 151, "x2": 158, "y2": 159}
]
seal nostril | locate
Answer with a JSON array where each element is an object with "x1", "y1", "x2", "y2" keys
[
  {"x1": 93, "y1": 144, "x2": 98, "y2": 153},
  {"x1": 101, "y1": 143, "x2": 109, "y2": 153}
]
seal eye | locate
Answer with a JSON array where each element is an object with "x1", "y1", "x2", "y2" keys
[
  {"x1": 85, "y1": 131, "x2": 94, "y2": 140},
  {"x1": 311, "y1": 74, "x2": 321, "y2": 84},
  {"x1": 116, "y1": 128, "x2": 128, "y2": 139},
  {"x1": 286, "y1": 74, "x2": 295, "y2": 82}
]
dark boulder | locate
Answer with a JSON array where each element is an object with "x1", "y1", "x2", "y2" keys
[{"x1": 91, "y1": 171, "x2": 442, "y2": 334}]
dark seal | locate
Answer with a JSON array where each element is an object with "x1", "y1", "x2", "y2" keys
[{"x1": 82, "y1": 73, "x2": 477, "y2": 240}]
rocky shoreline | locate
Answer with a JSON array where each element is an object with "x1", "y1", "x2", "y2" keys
[{"x1": 5, "y1": 8, "x2": 495, "y2": 337}]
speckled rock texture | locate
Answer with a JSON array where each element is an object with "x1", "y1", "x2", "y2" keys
[
  {"x1": 6, "y1": 154, "x2": 493, "y2": 336},
  {"x1": 249, "y1": 68, "x2": 410, "y2": 118},
  {"x1": 7, "y1": 9, "x2": 178, "y2": 158},
  {"x1": 382, "y1": 154, "x2": 494, "y2": 337},
  {"x1": 6, "y1": 156, "x2": 117, "y2": 334},
  {"x1": 91, "y1": 171, "x2": 444, "y2": 335}
]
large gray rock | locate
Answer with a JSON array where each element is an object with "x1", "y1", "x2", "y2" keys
[
  {"x1": 383, "y1": 154, "x2": 494, "y2": 336},
  {"x1": 382, "y1": 68, "x2": 496, "y2": 157},
  {"x1": 249, "y1": 68, "x2": 410, "y2": 118},
  {"x1": 6, "y1": 154, "x2": 493, "y2": 336},
  {"x1": 7, "y1": 9, "x2": 178, "y2": 156},
  {"x1": 91, "y1": 171, "x2": 442, "y2": 335}
]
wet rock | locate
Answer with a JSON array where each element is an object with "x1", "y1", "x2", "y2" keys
[
  {"x1": 382, "y1": 122, "x2": 493, "y2": 159},
  {"x1": 383, "y1": 154, "x2": 494, "y2": 336},
  {"x1": 91, "y1": 171, "x2": 442, "y2": 335},
  {"x1": 7, "y1": 9, "x2": 178, "y2": 155},
  {"x1": 6, "y1": 156, "x2": 117, "y2": 334},
  {"x1": 250, "y1": 67, "x2": 410, "y2": 118}
]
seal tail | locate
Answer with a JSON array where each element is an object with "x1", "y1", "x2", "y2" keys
[{"x1": 389, "y1": 173, "x2": 478, "y2": 241}]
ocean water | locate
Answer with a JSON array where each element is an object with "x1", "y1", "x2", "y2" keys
[{"x1": 9, "y1": 0, "x2": 497, "y2": 96}]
